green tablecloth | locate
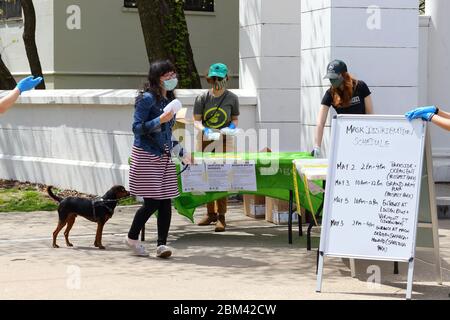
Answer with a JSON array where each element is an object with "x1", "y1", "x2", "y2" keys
[{"x1": 174, "y1": 152, "x2": 324, "y2": 222}]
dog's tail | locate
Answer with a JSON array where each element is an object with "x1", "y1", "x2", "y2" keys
[{"x1": 47, "y1": 186, "x2": 63, "y2": 203}]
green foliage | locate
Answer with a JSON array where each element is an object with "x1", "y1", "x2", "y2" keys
[
  {"x1": 163, "y1": 0, "x2": 199, "y2": 88},
  {"x1": 118, "y1": 196, "x2": 140, "y2": 206},
  {"x1": 0, "y1": 188, "x2": 58, "y2": 212},
  {"x1": 0, "y1": 186, "x2": 139, "y2": 212},
  {"x1": 420, "y1": 0, "x2": 425, "y2": 14}
]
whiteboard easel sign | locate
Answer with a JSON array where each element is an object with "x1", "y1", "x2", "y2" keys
[{"x1": 316, "y1": 115, "x2": 426, "y2": 300}]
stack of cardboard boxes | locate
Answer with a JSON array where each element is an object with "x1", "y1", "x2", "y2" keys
[
  {"x1": 265, "y1": 197, "x2": 299, "y2": 225},
  {"x1": 243, "y1": 194, "x2": 266, "y2": 219},
  {"x1": 242, "y1": 147, "x2": 301, "y2": 224},
  {"x1": 244, "y1": 195, "x2": 300, "y2": 225}
]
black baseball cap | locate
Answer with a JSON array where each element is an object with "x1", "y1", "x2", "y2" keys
[{"x1": 324, "y1": 60, "x2": 348, "y2": 79}]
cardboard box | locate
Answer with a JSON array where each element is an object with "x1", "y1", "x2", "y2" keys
[
  {"x1": 272, "y1": 211, "x2": 299, "y2": 225},
  {"x1": 244, "y1": 194, "x2": 266, "y2": 219},
  {"x1": 265, "y1": 197, "x2": 300, "y2": 225}
]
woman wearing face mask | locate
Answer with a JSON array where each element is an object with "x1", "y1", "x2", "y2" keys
[
  {"x1": 312, "y1": 60, "x2": 374, "y2": 157},
  {"x1": 193, "y1": 62, "x2": 240, "y2": 232},
  {"x1": 126, "y1": 59, "x2": 191, "y2": 258}
]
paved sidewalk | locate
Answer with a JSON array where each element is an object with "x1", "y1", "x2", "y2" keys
[{"x1": 0, "y1": 202, "x2": 449, "y2": 300}]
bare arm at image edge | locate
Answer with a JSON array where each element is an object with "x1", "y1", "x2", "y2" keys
[
  {"x1": 436, "y1": 108, "x2": 450, "y2": 120},
  {"x1": 0, "y1": 76, "x2": 43, "y2": 115},
  {"x1": 314, "y1": 105, "x2": 330, "y2": 148},
  {"x1": 0, "y1": 88, "x2": 20, "y2": 114},
  {"x1": 365, "y1": 95, "x2": 374, "y2": 114},
  {"x1": 431, "y1": 115, "x2": 450, "y2": 132}
]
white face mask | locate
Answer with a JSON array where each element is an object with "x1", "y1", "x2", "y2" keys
[{"x1": 163, "y1": 78, "x2": 178, "y2": 91}]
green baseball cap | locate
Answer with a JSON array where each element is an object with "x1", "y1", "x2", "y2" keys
[{"x1": 208, "y1": 63, "x2": 228, "y2": 78}]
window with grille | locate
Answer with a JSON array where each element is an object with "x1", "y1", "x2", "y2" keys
[
  {"x1": 0, "y1": 0, "x2": 22, "y2": 20},
  {"x1": 124, "y1": 0, "x2": 214, "y2": 12},
  {"x1": 184, "y1": 0, "x2": 214, "y2": 12},
  {"x1": 124, "y1": 0, "x2": 137, "y2": 9}
]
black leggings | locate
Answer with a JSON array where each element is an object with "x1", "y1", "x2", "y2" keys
[{"x1": 128, "y1": 198, "x2": 172, "y2": 246}]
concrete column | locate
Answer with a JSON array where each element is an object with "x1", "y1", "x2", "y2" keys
[
  {"x1": 301, "y1": 0, "x2": 419, "y2": 156},
  {"x1": 239, "y1": 0, "x2": 301, "y2": 151},
  {"x1": 426, "y1": 0, "x2": 450, "y2": 160}
]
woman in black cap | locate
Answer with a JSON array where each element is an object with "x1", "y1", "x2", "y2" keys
[{"x1": 312, "y1": 60, "x2": 374, "y2": 157}]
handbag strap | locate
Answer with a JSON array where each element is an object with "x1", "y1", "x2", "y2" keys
[{"x1": 203, "y1": 91, "x2": 229, "y2": 125}]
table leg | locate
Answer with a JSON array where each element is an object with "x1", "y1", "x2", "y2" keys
[
  {"x1": 394, "y1": 261, "x2": 399, "y2": 274},
  {"x1": 316, "y1": 249, "x2": 320, "y2": 274},
  {"x1": 307, "y1": 220, "x2": 314, "y2": 251},
  {"x1": 288, "y1": 190, "x2": 293, "y2": 245},
  {"x1": 298, "y1": 210, "x2": 303, "y2": 237}
]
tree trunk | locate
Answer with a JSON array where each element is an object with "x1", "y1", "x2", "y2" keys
[
  {"x1": 0, "y1": 54, "x2": 17, "y2": 90},
  {"x1": 21, "y1": 0, "x2": 45, "y2": 89},
  {"x1": 136, "y1": 0, "x2": 201, "y2": 89}
]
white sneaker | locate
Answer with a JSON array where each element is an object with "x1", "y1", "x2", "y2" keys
[
  {"x1": 156, "y1": 245, "x2": 172, "y2": 258},
  {"x1": 125, "y1": 236, "x2": 147, "y2": 257}
]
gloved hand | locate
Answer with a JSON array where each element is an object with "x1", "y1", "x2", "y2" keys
[
  {"x1": 220, "y1": 122, "x2": 239, "y2": 136},
  {"x1": 415, "y1": 112, "x2": 436, "y2": 122},
  {"x1": 203, "y1": 127, "x2": 220, "y2": 141},
  {"x1": 405, "y1": 106, "x2": 438, "y2": 121},
  {"x1": 310, "y1": 146, "x2": 321, "y2": 158},
  {"x1": 16, "y1": 76, "x2": 43, "y2": 94}
]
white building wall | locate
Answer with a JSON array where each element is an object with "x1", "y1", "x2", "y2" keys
[
  {"x1": 0, "y1": 0, "x2": 240, "y2": 90},
  {"x1": 0, "y1": 0, "x2": 54, "y2": 86},
  {"x1": 0, "y1": 90, "x2": 257, "y2": 195},
  {"x1": 424, "y1": 0, "x2": 450, "y2": 181},
  {"x1": 419, "y1": 15, "x2": 430, "y2": 107},
  {"x1": 239, "y1": 0, "x2": 302, "y2": 151},
  {"x1": 301, "y1": 0, "x2": 419, "y2": 157}
]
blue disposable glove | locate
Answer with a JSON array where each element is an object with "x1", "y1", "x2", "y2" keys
[
  {"x1": 16, "y1": 76, "x2": 43, "y2": 94},
  {"x1": 220, "y1": 122, "x2": 240, "y2": 136},
  {"x1": 203, "y1": 127, "x2": 220, "y2": 141},
  {"x1": 418, "y1": 112, "x2": 436, "y2": 122},
  {"x1": 405, "y1": 106, "x2": 438, "y2": 121}
]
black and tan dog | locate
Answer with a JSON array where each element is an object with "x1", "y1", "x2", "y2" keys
[{"x1": 47, "y1": 185, "x2": 130, "y2": 249}]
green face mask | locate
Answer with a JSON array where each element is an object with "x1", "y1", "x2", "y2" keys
[{"x1": 330, "y1": 75, "x2": 344, "y2": 88}]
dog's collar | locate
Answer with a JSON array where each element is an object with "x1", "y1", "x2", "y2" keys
[{"x1": 92, "y1": 198, "x2": 115, "y2": 218}]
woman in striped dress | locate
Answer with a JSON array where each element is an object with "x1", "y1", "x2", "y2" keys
[{"x1": 125, "y1": 60, "x2": 191, "y2": 258}]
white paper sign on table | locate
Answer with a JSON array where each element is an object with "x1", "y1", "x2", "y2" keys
[
  {"x1": 181, "y1": 163, "x2": 209, "y2": 192},
  {"x1": 206, "y1": 163, "x2": 232, "y2": 191},
  {"x1": 230, "y1": 161, "x2": 257, "y2": 191}
]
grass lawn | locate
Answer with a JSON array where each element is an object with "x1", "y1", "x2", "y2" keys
[
  {"x1": 0, "y1": 187, "x2": 58, "y2": 212},
  {"x1": 0, "y1": 185, "x2": 139, "y2": 213}
]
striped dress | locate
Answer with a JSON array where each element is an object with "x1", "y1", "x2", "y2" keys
[{"x1": 129, "y1": 146, "x2": 180, "y2": 199}]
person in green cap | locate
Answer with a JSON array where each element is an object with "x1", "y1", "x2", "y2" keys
[{"x1": 193, "y1": 62, "x2": 240, "y2": 232}]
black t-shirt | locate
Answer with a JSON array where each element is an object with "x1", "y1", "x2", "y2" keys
[{"x1": 321, "y1": 80, "x2": 371, "y2": 114}]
